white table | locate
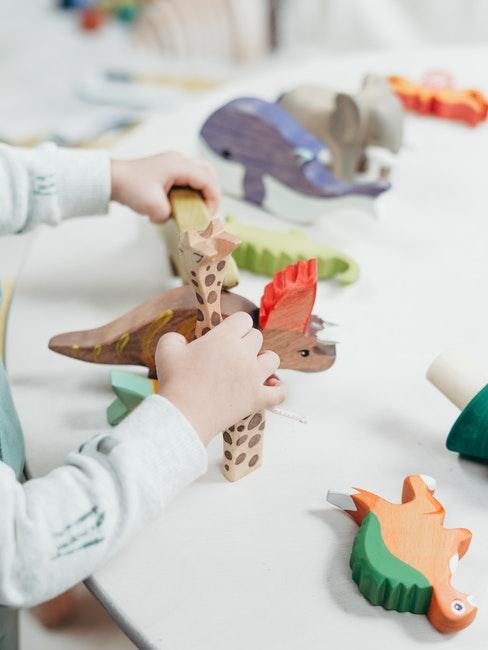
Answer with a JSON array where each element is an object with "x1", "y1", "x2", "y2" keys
[{"x1": 8, "y1": 45, "x2": 488, "y2": 649}]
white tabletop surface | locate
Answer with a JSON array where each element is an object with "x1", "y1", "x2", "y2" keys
[{"x1": 7, "y1": 45, "x2": 488, "y2": 649}]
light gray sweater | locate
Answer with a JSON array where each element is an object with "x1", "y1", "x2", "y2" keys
[{"x1": 0, "y1": 143, "x2": 207, "y2": 608}]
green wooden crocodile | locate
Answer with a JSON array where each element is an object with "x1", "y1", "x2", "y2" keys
[{"x1": 224, "y1": 215, "x2": 359, "y2": 285}]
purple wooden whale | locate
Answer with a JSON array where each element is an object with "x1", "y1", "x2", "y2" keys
[{"x1": 199, "y1": 97, "x2": 390, "y2": 214}]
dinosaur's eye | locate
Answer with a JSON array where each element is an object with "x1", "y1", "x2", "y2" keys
[
  {"x1": 221, "y1": 149, "x2": 232, "y2": 160},
  {"x1": 299, "y1": 349, "x2": 310, "y2": 357},
  {"x1": 451, "y1": 600, "x2": 466, "y2": 615}
]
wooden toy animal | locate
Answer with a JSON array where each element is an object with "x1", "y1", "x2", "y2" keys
[
  {"x1": 48, "y1": 248, "x2": 336, "y2": 379},
  {"x1": 388, "y1": 76, "x2": 488, "y2": 127},
  {"x1": 199, "y1": 97, "x2": 390, "y2": 224},
  {"x1": 327, "y1": 474, "x2": 477, "y2": 634},
  {"x1": 224, "y1": 215, "x2": 359, "y2": 285},
  {"x1": 279, "y1": 75, "x2": 404, "y2": 182},
  {"x1": 163, "y1": 187, "x2": 240, "y2": 288},
  {"x1": 427, "y1": 349, "x2": 488, "y2": 461}
]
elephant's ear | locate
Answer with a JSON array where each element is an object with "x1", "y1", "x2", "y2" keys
[{"x1": 330, "y1": 93, "x2": 367, "y2": 144}]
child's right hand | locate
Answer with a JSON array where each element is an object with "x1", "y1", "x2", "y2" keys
[{"x1": 155, "y1": 313, "x2": 286, "y2": 446}]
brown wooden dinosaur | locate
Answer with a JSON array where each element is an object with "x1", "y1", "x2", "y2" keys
[{"x1": 49, "y1": 259, "x2": 336, "y2": 378}]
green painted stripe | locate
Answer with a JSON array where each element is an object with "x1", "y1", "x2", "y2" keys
[{"x1": 350, "y1": 512, "x2": 432, "y2": 614}]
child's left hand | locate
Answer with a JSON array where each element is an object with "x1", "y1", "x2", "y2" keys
[{"x1": 110, "y1": 152, "x2": 221, "y2": 223}]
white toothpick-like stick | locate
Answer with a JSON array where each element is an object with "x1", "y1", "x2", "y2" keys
[{"x1": 270, "y1": 407, "x2": 307, "y2": 424}]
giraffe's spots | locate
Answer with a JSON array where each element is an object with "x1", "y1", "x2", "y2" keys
[
  {"x1": 235, "y1": 453, "x2": 246, "y2": 465},
  {"x1": 206, "y1": 266, "x2": 210, "y2": 271},
  {"x1": 196, "y1": 309, "x2": 204, "y2": 321},
  {"x1": 202, "y1": 327, "x2": 211, "y2": 335},
  {"x1": 223, "y1": 431, "x2": 232, "y2": 444},
  {"x1": 249, "y1": 434, "x2": 261, "y2": 448},
  {"x1": 191, "y1": 279, "x2": 198, "y2": 287},
  {"x1": 248, "y1": 414, "x2": 263, "y2": 430},
  {"x1": 237, "y1": 425, "x2": 245, "y2": 432},
  {"x1": 217, "y1": 281, "x2": 222, "y2": 286},
  {"x1": 259, "y1": 422, "x2": 265, "y2": 431},
  {"x1": 229, "y1": 425, "x2": 235, "y2": 432},
  {"x1": 249, "y1": 455, "x2": 259, "y2": 467},
  {"x1": 242, "y1": 415, "x2": 251, "y2": 420},
  {"x1": 191, "y1": 271, "x2": 196, "y2": 277},
  {"x1": 207, "y1": 290, "x2": 217, "y2": 304},
  {"x1": 217, "y1": 260, "x2": 226, "y2": 271},
  {"x1": 211, "y1": 312, "x2": 221, "y2": 326},
  {"x1": 116, "y1": 332, "x2": 130, "y2": 356},
  {"x1": 196, "y1": 293, "x2": 204, "y2": 304},
  {"x1": 224, "y1": 464, "x2": 230, "y2": 471},
  {"x1": 205, "y1": 274, "x2": 216, "y2": 287},
  {"x1": 224, "y1": 450, "x2": 232, "y2": 460},
  {"x1": 236, "y1": 435, "x2": 248, "y2": 446}
]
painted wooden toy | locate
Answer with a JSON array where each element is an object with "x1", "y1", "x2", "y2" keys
[
  {"x1": 199, "y1": 97, "x2": 390, "y2": 223},
  {"x1": 0, "y1": 280, "x2": 14, "y2": 363},
  {"x1": 179, "y1": 217, "x2": 268, "y2": 481},
  {"x1": 48, "y1": 255, "x2": 336, "y2": 378},
  {"x1": 224, "y1": 215, "x2": 359, "y2": 285},
  {"x1": 327, "y1": 474, "x2": 477, "y2": 634},
  {"x1": 388, "y1": 75, "x2": 488, "y2": 127},
  {"x1": 279, "y1": 75, "x2": 404, "y2": 182},
  {"x1": 427, "y1": 350, "x2": 488, "y2": 461},
  {"x1": 163, "y1": 187, "x2": 240, "y2": 288}
]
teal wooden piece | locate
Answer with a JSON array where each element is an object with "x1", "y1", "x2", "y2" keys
[
  {"x1": 224, "y1": 215, "x2": 359, "y2": 285},
  {"x1": 107, "y1": 370, "x2": 153, "y2": 425},
  {"x1": 0, "y1": 286, "x2": 23, "y2": 647},
  {"x1": 446, "y1": 384, "x2": 488, "y2": 460}
]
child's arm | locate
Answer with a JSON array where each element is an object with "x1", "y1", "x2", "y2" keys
[
  {"x1": 0, "y1": 143, "x2": 220, "y2": 234},
  {"x1": 0, "y1": 313, "x2": 284, "y2": 608}
]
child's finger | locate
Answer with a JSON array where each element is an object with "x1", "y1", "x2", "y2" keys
[
  {"x1": 144, "y1": 187, "x2": 171, "y2": 223},
  {"x1": 156, "y1": 331, "x2": 188, "y2": 360},
  {"x1": 261, "y1": 383, "x2": 288, "y2": 409},
  {"x1": 257, "y1": 350, "x2": 280, "y2": 378},
  {"x1": 172, "y1": 166, "x2": 221, "y2": 214},
  {"x1": 242, "y1": 327, "x2": 263, "y2": 354},
  {"x1": 215, "y1": 311, "x2": 253, "y2": 338}
]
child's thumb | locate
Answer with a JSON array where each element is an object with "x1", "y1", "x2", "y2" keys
[
  {"x1": 144, "y1": 187, "x2": 171, "y2": 223},
  {"x1": 156, "y1": 332, "x2": 188, "y2": 361}
]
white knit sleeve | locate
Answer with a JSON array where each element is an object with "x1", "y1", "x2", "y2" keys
[
  {"x1": 0, "y1": 142, "x2": 111, "y2": 235},
  {"x1": 0, "y1": 395, "x2": 207, "y2": 608}
]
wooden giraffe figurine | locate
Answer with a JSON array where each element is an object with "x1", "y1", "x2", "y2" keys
[
  {"x1": 179, "y1": 218, "x2": 266, "y2": 482},
  {"x1": 327, "y1": 474, "x2": 477, "y2": 634}
]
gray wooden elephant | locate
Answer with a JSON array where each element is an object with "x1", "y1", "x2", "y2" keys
[{"x1": 279, "y1": 74, "x2": 404, "y2": 182}]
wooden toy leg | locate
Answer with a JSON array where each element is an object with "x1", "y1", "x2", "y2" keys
[{"x1": 222, "y1": 411, "x2": 265, "y2": 482}]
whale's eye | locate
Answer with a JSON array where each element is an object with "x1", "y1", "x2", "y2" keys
[
  {"x1": 299, "y1": 349, "x2": 310, "y2": 357},
  {"x1": 451, "y1": 600, "x2": 466, "y2": 615},
  {"x1": 221, "y1": 149, "x2": 232, "y2": 160}
]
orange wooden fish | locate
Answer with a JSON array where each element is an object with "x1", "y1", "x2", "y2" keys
[{"x1": 328, "y1": 475, "x2": 477, "y2": 633}]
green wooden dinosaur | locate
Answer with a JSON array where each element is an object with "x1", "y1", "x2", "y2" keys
[{"x1": 223, "y1": 215, "x2": 359, "y2": 285}]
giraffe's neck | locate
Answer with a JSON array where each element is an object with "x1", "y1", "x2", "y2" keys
[{"x1": 191, "y1": 257, "x2": 228, "y2": 337}]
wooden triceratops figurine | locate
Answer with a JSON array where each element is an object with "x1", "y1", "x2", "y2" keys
[
  {"x1": 327, "y1": 474, "x2": 477, "y2": 634},
  {"x1": 49, "y1": 255, "x2": 336, "y2": 378}
]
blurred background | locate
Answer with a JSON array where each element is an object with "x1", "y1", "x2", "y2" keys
[
  {"x1": 2, "y1": 0, "x2": 488, "y2": 148},
  {"x1": 2, "y1": 1, "x2": 487, "y2": 648}
]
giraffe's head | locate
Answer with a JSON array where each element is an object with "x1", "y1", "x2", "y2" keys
[
  {"x1": 179, "y1": 218, "x2": 240, "y2": 271},
  {"x1": 259, "y1": 259, "x2": 336, "y2": 372}
]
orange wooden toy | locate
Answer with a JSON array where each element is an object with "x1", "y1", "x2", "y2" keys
[
  {"x1": 328, "y1": 474, "x2": 477, "y2": 633},
  {"x1": 388, "y1": 75, "x2": 488, "y2": 126}
]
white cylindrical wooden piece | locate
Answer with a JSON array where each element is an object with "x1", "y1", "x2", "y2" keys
[{"x1": 427, "y1": 349, "x2": 488, "y2": 411}]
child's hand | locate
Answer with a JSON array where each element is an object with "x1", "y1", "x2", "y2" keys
[
  {"x1": 110, "y1": 152, "x2": 221, "y2": 223},
  {"x1": 155, "y1": 313, "x2": 287, "y2": 446}
]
